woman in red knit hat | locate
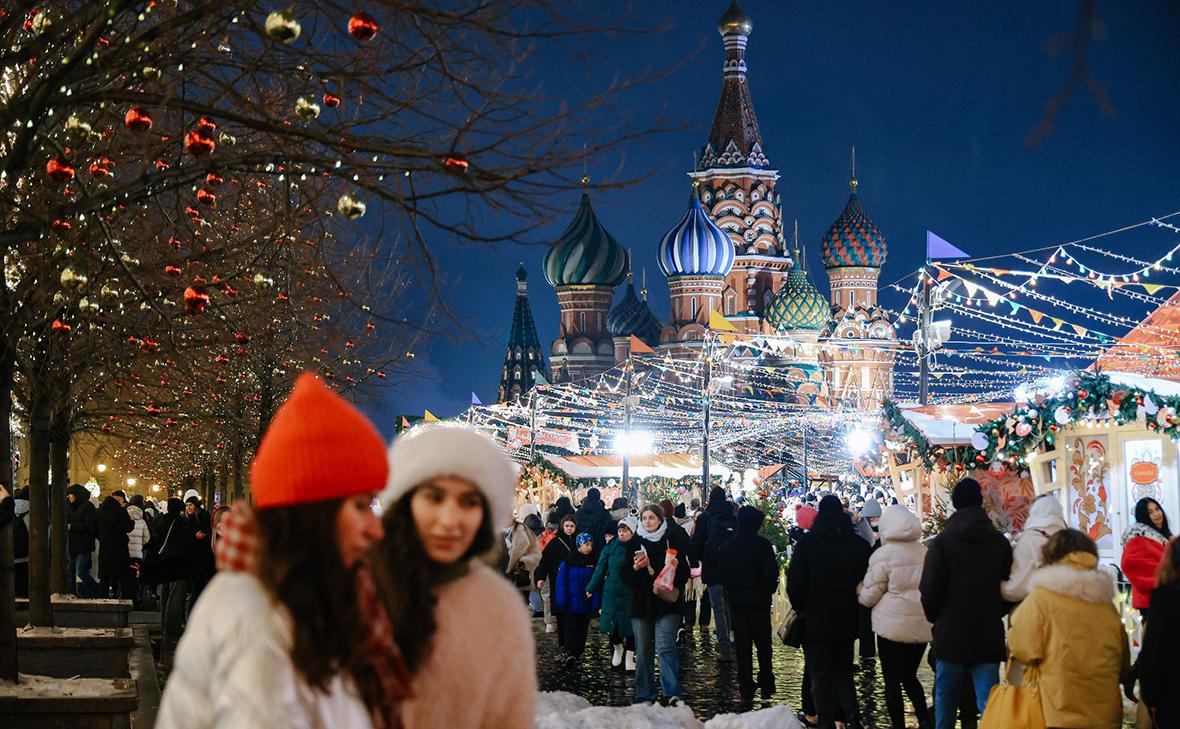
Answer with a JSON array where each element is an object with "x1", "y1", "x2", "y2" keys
[{"x1": 158, "y1": 373, "x2": 408, "y2": 729}]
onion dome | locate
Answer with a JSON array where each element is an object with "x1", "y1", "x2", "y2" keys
[
  {"x1": 658, "y1": 193, "x2": 735, "y2": 277},
  {"x1": 718, "y1": 0, "x2": 753, "y2": 36},
  {"x1": 766, "y1": 265, "x2": 828, "y2": 332},
  {"x1": 820, "y1": 178, "x2": 887, "y2": 269},
  {"x1": 607, "y1": 279, "x2": 663, "y2": 344},
  {"x1": 544, "y1": 191, "x2": 628, "y2": 288}
]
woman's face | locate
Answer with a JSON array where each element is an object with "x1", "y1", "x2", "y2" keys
[
  {"x1": 411, "y1": 476, "x2": 485, "y2": 564},
  {"x1": 1148, "y1": 500, "x2": 1165, "y2": 529},
  {"x1": 562, "y1": 519, "x2": 576, "y2": 536},
  {"x1": 641, "y1": 509, "x2": 662, "y2": 533},
  {"x1": 617, "y1": 525, "x2": 633, "y2": 543},
  {"x1": 335, "y1": 493, "x2": 384, "y2": 569}
]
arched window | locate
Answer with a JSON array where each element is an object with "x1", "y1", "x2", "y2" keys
[
  {"x1": 513, "y1": 365, "x2": 522, "y2": 380},
  {"x1": 691, "y1": 297, "x2": 699, "y2": 319},
  {"x1": 725, "y1": 295, "x2": 736, "y2": 316}
]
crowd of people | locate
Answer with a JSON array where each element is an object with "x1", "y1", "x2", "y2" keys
[{"x1": 1, "y1": 374, "x2": 1178, "y2": 729}]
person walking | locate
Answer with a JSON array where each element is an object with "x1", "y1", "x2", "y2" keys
[
  {"x1": 1120, "y1": 497, "x2": 1171, "y2": 619},
  {"x1": 502, "y1": 512, "x2": 541, "y2": 604},
  {"x1": 157, "y1": 372, "x2": 409, "y2": 729},
  {"x1": 621, "y1": 503, "x2": 691, "y2": 706},
  {"x1": 587, "y1": 515, "x2": 637, "y2": 671},
  {"x1": 553, "y1": 532, "x2": 600, "y2": 661},
  {"x1": 1001, "y1": 493, "x2": 1066, "y2": 603},
  {"x1": 787, "y1": 494, "x2": 872, "y2": 729},
  {"x1": 537, "y1": 514, "x2": 578, "y2": 639},
  {"x1": 183, "y1": 491, "x2": 215, "y2": 604},
  {"x1": 375, "y1": 422, "x2": 537, "y2": 728},
  {"x1": 691, "y1": 486, "x2": 737, "y2": 661},
  {"x1": 720, "y1": 505, "x2": 779, "y2": 704},
  {"x1": 126, "y1": 503, "x2": 151, "y2": 608},
  {"x1": 66, "y1": 483, "x2": 100, "y2": 598},
  {"x1": 96, "y1": 494, "x2": 135, "y2": 599},
  {"x1": 1136, "y1": 536, "x2": 1180, "y2": 729},
  {"x1": 1005, "y1": 529, "x2": 1131, "y2": 729},
  {"x1": 919, "y1": 478, "x2": 1013, "y2": 729},
  {"x1": 859, "y1": 505, "x2": 933, "y2": 729},
  {"x1": 574, "y1": 487, "x2": 612, "y2": 553}
]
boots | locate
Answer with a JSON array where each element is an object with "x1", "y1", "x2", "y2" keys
[
  {"x1": 611, "y1": 643, "x2": 624, "y2": 669},
  {"x1": 624, "y1": 650, "x2": 636, "y2": 672}
]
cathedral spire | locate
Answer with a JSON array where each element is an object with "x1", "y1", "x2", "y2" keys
[
  {"x1": 498, "y1": 264, "x2": 548, "y2": 403},
  {"x1": 700, "y1": 0, "x2": 768, "y2": 170}
]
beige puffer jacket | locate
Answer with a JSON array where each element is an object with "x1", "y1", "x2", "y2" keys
[{"x1": 858, "y1": 504, "x2": 933, "y2": 644}]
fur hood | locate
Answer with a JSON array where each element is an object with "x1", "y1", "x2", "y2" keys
[
  {"x1": 1028, "y1": 552, "x2": 1116, "y2": 604},
  {"x1": 1121, "y1": 521, "x2": 1169, "y2": 547},
  {"x1": 878, "y1": 504, "x2": 921, "y2": 543}
]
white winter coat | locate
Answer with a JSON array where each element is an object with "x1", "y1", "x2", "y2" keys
[
  {"x1": 157, "y1": 572, "x2": 373, "y2": 729},
  {"x1": 126, "y1": 506, "x2": 150, "y2": 560},
  {"x1": 858, "y1": 505, "x2": 932, "y2": 644},
  {"x1": 1001, "y1": 495, "x2": 1066, "y2": 603}
]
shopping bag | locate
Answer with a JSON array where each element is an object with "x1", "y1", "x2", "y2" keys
[
  {"x1": 979, "y1": 663, "x2": 1045, "y2": 729},
  {"x1": 652, "y1": 548, "x2": 680, "y2": 603},
  {"x1": 775, "y1": 604, "x2": 804, "y2": 647}
]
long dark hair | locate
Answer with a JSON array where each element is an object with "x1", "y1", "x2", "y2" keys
[
  {"x1": 374, "y1": 487, "x2": 495, "y2": 672},
  {"x1": 1134, "y1": 497, "x2": 1172, "y2": 538},
  {"x1": 1156, "y1": 538, "x2": 1180, "y2": 586},
  {"x1": 253, "y1": 501, "x2": 380, "y2": 713}
]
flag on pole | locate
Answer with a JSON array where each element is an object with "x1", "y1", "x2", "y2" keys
[
  {"x1": 424, "y1": 409, "x2": 440, "y2": 422},
  {"x1": 629, "y1": 335, "x2": 654, "y2": 354},
  {"x1": 708, "y1": 309, "x2": 737, "y2": 332},
  {"x1": 926, "y1": 230, "x2": 970, "y2": 260},
  {"x1": 471, "y1": 392, "x2": 482, "y2": 406}
]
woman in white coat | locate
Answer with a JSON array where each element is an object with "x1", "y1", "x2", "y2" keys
[
  {"x1": 859, "y1": 505, "x2": 933, "y2": 729},
  {"x1": 157, "y1": 373, "x2": 405, "y2": 729},
  {"x1": 1001, "y1": 494, "x2": 1066, "y2": 603}
]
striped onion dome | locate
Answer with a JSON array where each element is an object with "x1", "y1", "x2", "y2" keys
[
  {"x1": 766, "y1": 265, "x2": 829, "y2": 332},
  {"x1": 657, "y1": 194, "x2": 735, "y2": 277},
  {"x1": 544, "y1": 193, "x2": 628, "y2": 287},
  {"x1": 606, "y1": 283, "x2": 663, "y2": 344},
  {"x1": 820, "y1": 181, "x2": 887, "y2": 269}
]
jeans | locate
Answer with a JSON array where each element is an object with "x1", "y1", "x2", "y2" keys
[
  {"x1": 706, "y1": 584, "x2": 731, "y2": 653},
  {"x1": 529, "y1": 589, "x2": 543, "y2": 614},
  {"x1": 934, "y1": 660, "x2": 999, "y2": 729},
  {"x1": 804, "y1": 639, "x2": 859, "y2": 726},
  {"x1": 70, "y1": 552, "x2": 99, "y2": 598},
  {"x1": 731, "y1": 607, "x2": 774, "y2": 697},
  {"x1": 632, "y1": 613, "x2": 682, "y2": 701},
  {"x1": 878, "y1": 637, "x2": 929, "y2": 729}
]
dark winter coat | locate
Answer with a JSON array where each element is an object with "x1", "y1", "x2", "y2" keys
[
  {"x1": 546, "y1": 497, "x2": 574, "y2": 526},
  {"x1": 787, "y1": 506, "x2": 871, "y2": 642},
  {"x1": 619, "y1": 526, "x2": 692, "y2": 619},
  {"x1": 1138, "y1": 579, "x2": 1180, "y2": 729},
  {"x1": 96, "y1": 496, "x2": 134, "y2": 580},
  {"x1": 690, "y1": 488, "x2": 737, "y2": 585},
  {"x1": 554, "y1": 551, "x2": 601, "y2": 615},
  {"x1": 574, "y1": 495, "x2": 612, "y2": 553},
  {"x1": 919, "y1": 505, "x2": 1014, "y2": 664},
  {"x1": 0, "y1": 494, "x2": 11, "y2": 530},
  {"x1": 720, "y1": 506, "x2": 779, "y2": 612},
  {"x1": 139, "y1": 506, "x2": 196, "y2": 585},
  {"x1": 586, "y1": 537, "x2": 634, "y2": 638},
  {"x1": 535, "y1": 531, "x2": 575, "y2": 586},
  {"x1": 66, "y1": 484, "x2": 98, "y2": 557}
]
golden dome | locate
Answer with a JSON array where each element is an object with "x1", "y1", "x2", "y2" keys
[{"x1": 718, "y1": 0, "x2": 753, "y2": 36}]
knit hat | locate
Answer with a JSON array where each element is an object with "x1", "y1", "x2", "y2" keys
[
  {"x1": 618, "y1": 515, "x2": 639, "y2": 535},
  {"x1": 112, "y1": 489, "x2": 127, "y2": 499},
  {"x1": 382, "y1": 422, "x2": 515, "y2": 530},
  {"x1": 183, "y1": 488, "x2": 200, "y2": 504},
  {"x1": 818, "y1": 494, "x2": 843, "y2": 513},
  {"x1": 795, "y1": 504, "x2": 818, "y2": 530},
  {"x1": 860, "y1": 499, "x2": 882, "y2": 519},
  {"x1": 951, "y1": 478, "x2": 983, "y2": 509},
  {"x1": 576, "y1": 532, "x2": 592, "y2": 548},
  {"x1": 250, "y1": 372, "x2": 389, "y2": 510}
]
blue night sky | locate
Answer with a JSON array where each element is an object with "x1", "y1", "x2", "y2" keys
[{"x1": 366, "y1": 1, "x2": 1180, "y2": 432}]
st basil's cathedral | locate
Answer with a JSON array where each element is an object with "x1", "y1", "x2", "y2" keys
[{"x1": 497, "y1": 1, "x2": 897, "y2": 410}]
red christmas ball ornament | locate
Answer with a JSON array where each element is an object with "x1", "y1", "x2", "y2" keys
[
  {"x1": 164, "y1": 265, "x2": 183, "y2": 277},
  {"x1": 348, "y1": 12, "x2": 378, "y2": 41},
  {"x1": 322, "y1": 92, "x2": 341, "y2": 108},
  {"x1": 1078, "y1": 389, "x2": 1088, "y2": 400},
  {"x1": 183, "y1": 285, "x2": 210, "y2": 315},
  {"x1": 51, "y1": 319, "x2": 71, "y2": 334},
  {"x1": 197, "y1": 116, "x2": 217, "y2": 134},
  {"x1": 205, "y1": 172, "x2": 224, "y2": 186},
  {"x1": 46, "y1": 157, "x2": 75, "y2": 184},
  {"x1": 124, "y1": 106, "x2": 153, "y2": 132},
  {"x1": 234, "y1": 332, "x2": 250, "y2": 344},
  {"x1": 196, "y1": 188, "x2": 216, "y2": 206},
  {"x1": 185, "y1": 129, "x2": 215, "y2": 156}
]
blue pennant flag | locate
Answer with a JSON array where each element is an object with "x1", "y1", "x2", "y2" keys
[
  {"x1": 927, "y1": 230, "x2": 970, "y2": 260},
  {"x1": 471, "y1": 391, "x2": 482, "y2": 406}
]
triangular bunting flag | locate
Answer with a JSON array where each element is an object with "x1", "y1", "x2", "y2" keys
[
  {"x1": 534, "y1": 369, "x2": 550, "y2": 386},
  {"x1": 708, "y1": 309, "x2": 738, "y2": 332},
  {"x1": 1050, "y1": 317, "x2": 1065, "y2": 331},
  {"x1": 962, "y1": 280, "x2": 979, "y2": 298},
  {"x1": 471, "y1": 392, "x2": 482, "y2": 406},
  {"x1": 424, "y1": 409, "x2": 440, "y2": 422},
  {"x1": 401, "y1": 416, "x2": 410, "y2": 428},
  {"x1": 629, "y1": 335, "x2": 655, "y2": 354},
  {"x1": 935, "y1": 267, "x2": 954, "y2": 281},
  {"x1": 926, "y1": 231, "x2": 970, "y2": 260},
  {"x1": 1071, "y1": 324, "x2": 1088, "y2": 337},
  {"x1": 1028, "y1": 309, "x2": 1045, "y2": 324},
  {"x1": 1143, "y1": 283, "x2": 1165, "y2": 295}
]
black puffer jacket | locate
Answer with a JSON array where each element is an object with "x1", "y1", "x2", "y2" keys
[
  {"x1": 620, "y1": 525, "x2": 692, "y2": 619},
  {"x1": 919, "y1": 505, "x2": 1013, "y2": 664},
  {"x1": 66, "y1": 484, "x2": 97, "y2": 557},
  {"x1": 720, "y1": 506, "x2": 779, "y2": 612},
  {"x1": 96, "y1": 496, "x2": 133, "y2": 580},
  {"x1": 690, "y1": 486, "x2": 736, "y2": 585},
  {"x1": 1138, "y1": 579, "x2": 1180, "y2": 729},
  {"x1": 787, "y1": 497, "x2": 871, "y2": 642},
  {"x1": 574, "y1": 491, "x2": 612, "y2": 554}
]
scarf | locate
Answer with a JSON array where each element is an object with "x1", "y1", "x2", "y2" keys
[
  {"x1": 1121, "y1": 521, "x2": 1170, "y2": 547},
  {"x1": 636, "y1": 518, "x2": 667, "y2": 543},
  {"x1": 214, "y1": 507, "x2": 412, "y2": 729}
]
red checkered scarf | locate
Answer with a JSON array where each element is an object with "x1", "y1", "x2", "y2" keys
[{"x1": 215, "y1": 507, "x2": 412, "y2": 728}]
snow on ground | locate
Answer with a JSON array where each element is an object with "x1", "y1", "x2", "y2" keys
[{"x1": 536, "y1": 692, "x2": 801, "y2": 729}]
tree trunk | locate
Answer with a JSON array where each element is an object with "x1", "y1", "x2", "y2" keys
[
  {"x1": 0, "y1": 338, "x2": 17, "y2": 680},
  {"x1": 26, "y1": 378, "x2": 53, "y2": 626},
  {"x1": 49, "y1": 403, "x2": 70, "y2": 595}
]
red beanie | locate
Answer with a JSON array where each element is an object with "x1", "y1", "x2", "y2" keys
[{"x1": 250, "y1": 372, "x2": 388, "y2": 509}]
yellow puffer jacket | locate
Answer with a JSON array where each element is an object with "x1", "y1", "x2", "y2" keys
[{"x1": 1007, "y1": 551, "x2": 1130, "y2": 729}]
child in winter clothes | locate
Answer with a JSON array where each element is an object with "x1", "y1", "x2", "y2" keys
[
  {"x1": 554, "y1": 532, "x2": 601, "y2": 660},
  {"x1": 587, "y1": 516, "x2": 637, "y2": 671}
]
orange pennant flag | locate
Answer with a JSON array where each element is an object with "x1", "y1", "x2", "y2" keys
[
  {"x1": 1028, "y1": 309, "x2": 1045, "y2": 324},
  {"x1": 629, "y1": 335, "x2": 654, "y2": 354},
  {"x1": 708, "y1": 309, "x2": 737, "y2": 332},
  {"x1": 935, "y1": 267, "x2": 954, "y2": 281}
]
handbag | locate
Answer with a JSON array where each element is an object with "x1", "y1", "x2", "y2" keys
[
  {"x1": 776, "y1": 604, "x2": 804, "y2": 647},
  {"x1": 509, "y1": 564, "x2": 532, "y2": 589},
  {"x1": 979, "y1": 663, "x2": 1045, "y2": 729}
]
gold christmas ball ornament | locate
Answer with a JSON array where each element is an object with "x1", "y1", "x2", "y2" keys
[
  {"x1": 337, "y1": 193, "x2": 366, "y2": 220},
  {"x1": 294, "y1": 96, "x2": 321, "y2": 120},
  {"x1": 265, "y1": 8, "x2": 301, "y2": 44},
  {"x1": 60, "y1": 267, "x2": 88, "y2": 291}
]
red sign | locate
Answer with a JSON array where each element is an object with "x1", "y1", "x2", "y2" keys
[{"x1": 1130, "y1": 461, "x2": 1160, "y2": 486}]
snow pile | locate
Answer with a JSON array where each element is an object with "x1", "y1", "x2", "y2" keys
[
  {"x1": 704, "y1": 705, "x2": 803, "y2": 729},
  {"x1": 536, "y1": 692, "x2": 703, "y2": 729}
]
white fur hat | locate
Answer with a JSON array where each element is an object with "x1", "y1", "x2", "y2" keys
[{"x1": 381, "y1": 423, "x2": 515, "y2": 529}]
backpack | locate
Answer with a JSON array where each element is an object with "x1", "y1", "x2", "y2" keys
[
  {"x1": 704, "y1": 510, "x2": 736, "y2": 567},
  {"x1": 13, "y1": 513, "x2": 29, "y2": 561}
]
